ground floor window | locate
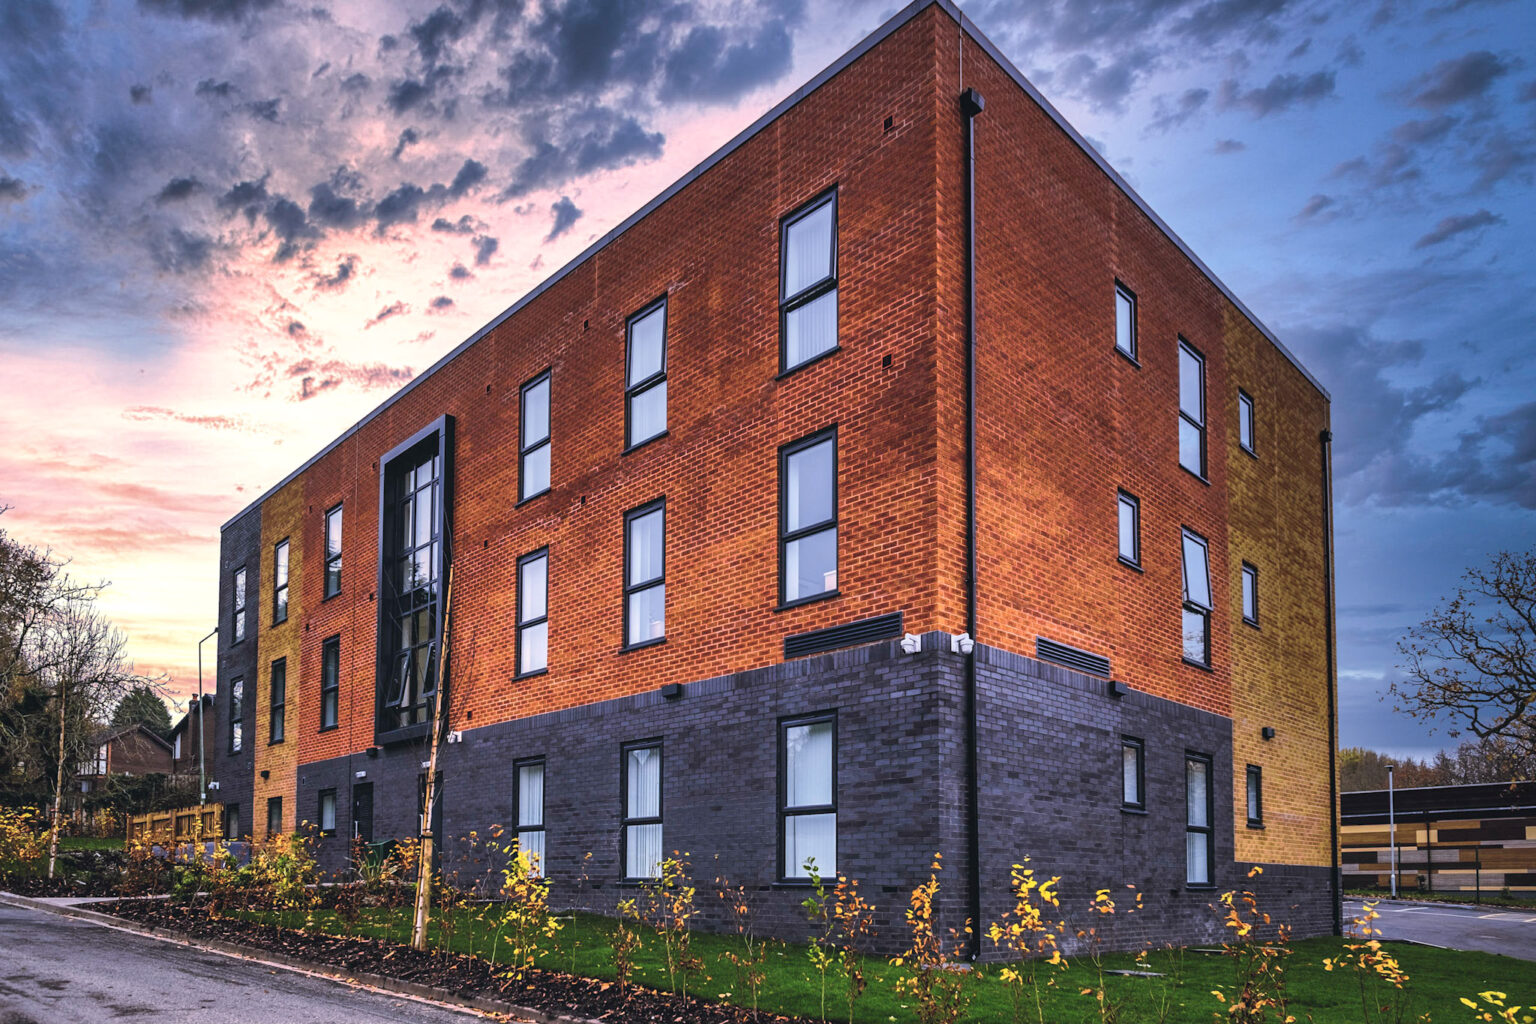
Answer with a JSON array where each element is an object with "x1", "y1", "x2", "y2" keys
[
  {"x1": 780, "y1": 714, "x2": 836, "y2": 879},
  {"x1": 516, "y1": 758, "x2": 546, "y2": 873},
  {"x1": 1122, "y1": 737, "x2": 1145, "y2": 809},
  {"x1": 622, "y1": 742, "x2": 662, "y2": 880},
  {"x1": 225, "y1": 803, "x2": 240, "y2": 840},
  {"x1": 1246, "y1": 765, "x2": 1263, "y2": 827},
  {"x1": 1186, "y1": 754, "x2": 1213, "y2": 885},
  {"x1": 266, "y1": 796, "x2": 283, "y2": 837},
  {"x1": 319, "y1": 789, "x2": 337, "y2": 835}
]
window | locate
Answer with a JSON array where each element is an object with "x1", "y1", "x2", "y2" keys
[
  {"x1": 780, "y1": 190, "x2": 838, "y2": 372},
  {"x1": 273, "y1": 539, "x2": 290, "y2": 624},
  {"x1": 1186, "y1": 754, "x2": 1213, "y2": 886},
  {"x1": 318, "y1": 789, "x2": 337, "y2": 835},
  {"x1": 233, "y1": 566, "x2": 247, "y2": 643},
  {"x1": 515, "y1": 759, "x2": 546, "y2": 873},
  {"x1": 1241, "y1": 562, "x2": 1259, "y2": 627},
  {"x1": 1117, "y1": 490, "x2": 1140, "y2": 566},
  {"x1": 625, "y1": 299, "x2": 667, "y2": 449},
  {"x1": 173, "y1": 733, "x2": 182, "y2": 761},
  {"x1": 781, "y1": 715, "x2": 836, "y2": 879},
  {"x1": 268, "y1": 658, "x2": 286, "y2": 744},
  {"x1": 320, "y1": 635, "x2": 340, "y2": 730},
  {"x1": 517, "y1": 549, "x2": 549, "y2": 676},
  {"x1": 1181, "y1": 529, "x2": 1212, "y2": 666},
  {"x1": 225, "y1": 803, "x2": 240, "y2": 840},
  {"x1": 267, "y1": 796, "x2": 283, "y2": 837},
  {"x1": 1246, "y1": 765, "x2": 1263, "y2": 827},
  {"x1": 520, "y1": 371, "x2": 551, "y2": 501},
  {"x1": 1238, "y1": 389, "x2": 1256, "y2": 455},
  {"x1": 624, "y1": 500, "x2": 665, "y2": 648},
  {"x1": 324, "y1": 504, "x2": 343, "y2": 598},
  {"x1": 1121, "y1": 737, "x2": 1145, "y2": 810},
  {"x1": 780, "y1": 429, "x2": 838, "y2": 605},
  {"x1": 622, "y1": 742, "x2": 662, "y2": 880},
  {"x1": 382, "y1": 438, "x2": 443, "y2": 731},
  {"x1": 1115, "y1": 282, "x2": 1137, "y2": 360},
  {"x1": 1178, "y1": 340, "x2": 1206, "y2": 477},
  {"x1": 229, "y1": 677, "x2": 244, "y2": 753}
]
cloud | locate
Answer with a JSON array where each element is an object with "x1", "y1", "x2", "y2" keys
[
  {"x1": 429, "y1": 294, "x2": 454, "y2": 310},
  {"x1": 121, "y1": 406, "x2": 248, "y2": 431},
  {"x1": 0, "y1": 175, "x2": 34, "y2": 202},
  {"x1": 449, "y1": 158, "x2": 487, "y2": 196},
  {"x1": 365, "y1": 300, "x2": 408, "y2": 327},
  {"x1": 311, "y1": 254, "x2": 358, "y2": 290},
  {"x1": 307, "y1": 178, "x2": 365, "y2": 230},
  {"x1": 288, "y1": 357, "x2": 415, "y2": 400},
  {"x1": 546, "y1": 195, "x2": 582, "y2": 240},
  {"x1": 1171, "y1": 0, "x2": 1292, "y2": 46},
  {"x1": 1212, "y1": 138, "x2": 1246, "y2": 153},
  {"x1": 659, "y1": 20, "x2": 796, "y2": 103},
  {"x1": 473, "y1": 234, "x2": 497, "y2": 265},
  {"x1": 194, "y1": 78, "x2": 236, "y2": 99},
  {"x1": 1217, "y1": 69, "x2": 1335, "y2": 116},
  {"x1": 1390, "y1": 115, "x2": 1459, "y2": 146},
  {"x1": 245, "y1": 98, "x2": 281, "y2": 122},
  {"x1": 1412, "y1": 209, "x2": 1502, "y2": 249},
  {"x1": 1408, "y1": 51, "x2": 1512, "y2": 109},
  {"x1": 1056, "y1": 49, "x2": 1156, "y2": 112},
  {"x1": 432, "y1": 214, "x2": 479, "y2": 234},
  {"x1": 1149, "y1": 87, "x2": 1210, "y2": 132},
  {"x1": 392, "y1": 127, "x2": 419, "y2": 160},
  {"x1": 130, "y1": 84, "x2": 152, "y2": 104},
  {"x1": 137, "y1": 0, "x2": 278, "y2": 21},
  {"x1": 154, "y1": 177, "x2": 202, "y2": 204},
  {"x1": 448, "y1": 262, "x2": 472, "y2": 279},
  {"x1": 1469, "y1": 130, "x2": 1534, "y2": 190},
  {"x1": 502, "y1": 108, "x2": 664, "y2": 197},
  {"x1": 148, "y1": 228, "x2": 214, "y2": 273},
  {"x1": 1296, "y1": 193, "x2": 1336, "y2": 220}
]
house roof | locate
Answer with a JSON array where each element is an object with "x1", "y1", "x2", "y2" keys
[
  {"x1": 168, "y1": 694, "x2": 213, "y2": 739},
  {"x1": 222, "y1": 0, "x2": 1327, "y2": 534},
  {"x1": 90, "y1": 722, "x2": 173, "y2": 751}
]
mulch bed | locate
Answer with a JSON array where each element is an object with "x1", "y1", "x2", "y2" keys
[{"x1": 97, "y1": 899, "x2": 810, "y2": 1024}]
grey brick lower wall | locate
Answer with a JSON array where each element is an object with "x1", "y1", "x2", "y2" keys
[{"x1": 292, "y1": 633, "x2": 1336, "y2": 955}]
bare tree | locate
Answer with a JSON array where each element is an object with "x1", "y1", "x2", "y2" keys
[{"x1": 1393, "y1": 550, "x2": 1536, "y2": 760}]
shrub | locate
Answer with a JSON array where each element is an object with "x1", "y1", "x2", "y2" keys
[
  {"x1": 0, "y1": 807, "x2": 47, "y2": 881},
  {"x1": 715, "y1": 869, "x2": 768, "y2": 1021},
  {"x1": 1210, "y1": 866, "x2": 1293, "y2": 1024},
  {"x1": 889, "y1": 853, "x2": 975, "y2": 1024},
  {"x1": 986, "y1": 859, "x2": 1066, "y2": 1024},
  {"x1": 640, "y1": 852, "x2": 702, "y2": 1000},
  {"x1": 494, "y1": 836, "x2": 561, "y2": 982}
]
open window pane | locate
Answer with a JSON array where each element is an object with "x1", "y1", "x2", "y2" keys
[
  {"x1": 628, "y1": 508, "x2": 663, "y2": 585},
  {"x1": 1117, "y1": 494, "x2": 1139, "y2": 563},
  {"x1": 1242, "y1": 564, "x2": 1258, "y2": 623},
  {"x1": 785, "y1": 290, "x2": 837, "y2": 368},
  {"x1": 784, "y1": 201, "x2": 833, "y2": 295},
  {"x1": 785, "y1": 812, "x2": 837, "y2": 878},
  {"x1": 1182, "y1": 532, "x2": 1212, "y2": 609},
  {"x1": 1115, "y1": 286, "x2": 1135, "y2": 357},
  {"x1": 1246, "y1": 765, "x2": 1263, "y2": 823},
  {"x1": 1187, "y1": 758, "x2": 1209, "y2": 827},
  {"x1": 1239, "y1": 392, "x2": 1255, "y2": 452}
]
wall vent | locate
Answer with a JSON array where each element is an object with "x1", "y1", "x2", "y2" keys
[
  {"x1": 785, "y1": 612, "x2": 904, "y2": 660},
  {"x1": 1035, "y1": 636, "x2": 1111, "y2": 677}
]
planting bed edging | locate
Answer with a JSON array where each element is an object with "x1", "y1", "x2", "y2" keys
[{"x1": 0, "y1": 891, "x2": 590, "y2": 1024}]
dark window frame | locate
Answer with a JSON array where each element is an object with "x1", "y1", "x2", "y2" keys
[
  {"x1": 777, "y1": 426, "x2": 839, "y2": 609},
  {"x1": 516, "y1": 547, "x2": 549, "y2": 678},
  {"x1": 777, "y1": 711, "x2": 838, "y2": 882},
  {"x1": 1114, "y1": 280, "x2": 1138, "y2": 363},
  {"x1": 320, "y1": 634, "x2": 340, "y2": 731},
  {"x1": 225, "y1": 802, "x2": 241, "y2": 840},
  {"x1": 268, "y1": 657, "x2": 286, "y2": 745},
  {"x1": 232, "y1": 565, "x2": 247, "y2": 644},
  {"x1": 1246, "y1": 764, "x2": 1264, "y2": 828},
  {"x1": 1241, "y1": 561, "x2": 1260, "y2": 628},
  {"x1": 1117, "y1": 489, "x2": 1141, "y2": 568},
  {"x1": 1181, "y1": 527, "x2": 1213, "y2": 669},
  {"x1": 318, "y1": 788, "x2": 338, "y2": 836},
  {"x1": 778, "y1": 187, "x2": 840, "y2": 376},
  {"x1": 622, "y1": 498, "x2": 666, "y2": 651},
  {"x1": 1238, "y1": 389, "x2": 1256, "y2": 457},
  {"x1": 228, "y1": 676, "x2": 244, "y2": 753},
  {"x1": 514, "y1": 756, "x2": 547, "y2": 862},
  {"x1": 624, "y1": 297, "x2": 669, "y2": 452},
  {"x1": 519, "y1": 369, "x2": 552, "y2": 503},
  {"x1": 1185, "y1": 752, "x2": 1215, "y2": 887},
  {"x1": 266, "y1": 796, "x2": 283, "y2": 837},
  {"x1": 620, "y1": 739, "x2": 663, "y2": 882},
  {"x1": 324, "y1": 503, "x2": 343, "y2": 599},
  {"x1": 1178, "y1": 338, "x2": 1208, "y2": 480},
  {"x1": 272, "y1": 538, "x2": 290, "y2": 625},
  {"x1": 1121, "y1": 735, "x2": 1145, "y2": 811}
]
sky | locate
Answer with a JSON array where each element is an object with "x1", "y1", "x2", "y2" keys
[{"x1": 0, "y1": 0, "x2": 1531, "y2": 757}]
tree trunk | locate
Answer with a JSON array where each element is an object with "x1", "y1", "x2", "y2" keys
[
  {"x1": 47, "y1": 678, "x2": 65, "y2": 880},
  {"x1": 410, "y1": 566, "x2": 454, "y2": 952}
]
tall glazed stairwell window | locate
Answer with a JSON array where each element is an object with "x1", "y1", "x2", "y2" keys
[
  {"x1": 517, "y1": 549, "x2": 549, "y2": 676},
  {"x1": 232, "y1": 566, "x2": 247, "y2": 643},
  {"x1": 624, "y1": 501, "x2": 665, "y2": 648},
  {"x1": 520, "y1": 371, "x2": 551, "y2": 501},
  {"x1": 780, "y1": 429, "x2": 837, "y2": 605},
  {"x1": 626, "y1": 299, "x2": 667, "y2": 449},
  {"x1": 1182, "y1": 528, "x2": 1212, "y2": 666},
  {"x1": 1179, "y1": 340, "x2": 1206, "y2": 477},
  {"x1": 780, "y1": 190, "x2": 838, "y2": 372},
  {"x1": 1115, "y1": 282, "x2": 1137, "y2": 360},
  {"x1": 382, "y1": 443, "x2": 442, "y2": 730}
]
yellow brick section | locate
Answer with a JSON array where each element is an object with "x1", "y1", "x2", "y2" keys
[
  {"x1": 1222, "y1": 307, "x2": 1335, "y2": 868},
  {"x1": 254, "y1": 477, "x2": 304, "y2": 840}
]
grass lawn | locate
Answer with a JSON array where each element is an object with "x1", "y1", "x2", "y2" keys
[
  {"x1": 231, "y1": 904, "x2": 1533, "y2": 1023},
  {"x1": 58, "y1": 836, "x2": 124, "y2": 852},
  {"x1": 1347, "y1": 888, "x2": 1536, "y2": 910}
]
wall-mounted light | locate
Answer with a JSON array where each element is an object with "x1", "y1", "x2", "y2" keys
[
  {"x1": 900, "y1": 633, "x2": 922, "y2": 655},
  {"x1": 950, "y1": 632, "x2": 974, "y2": 655},
  {"x1": 447, "y1": 730, "x2": 463, "y2": 744},
  {"x1": 1108, "y1": 679, "x2": 1131, "y2": 698},
  {"x1": 259, "y1": 770, "x2": 269, "y2": 780},
  {"x1": 1261, "y1": 727, "x2": 1276, "y2": 741},
  {"x1": 355, "y1": 771, "x2": 367, "y2": 780},
  {"x1": 659, "y1": 683, "x2": 683, "y2": 700}
]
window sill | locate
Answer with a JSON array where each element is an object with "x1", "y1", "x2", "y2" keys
[
  {"x1": 376, "y1": 722, "x2": 430, "y2": 746},
  {"x1": 620, "y1": 636, "x2": 667, "y2": 654},
  {"x1": 1181, "y1": 657, "x2": 1214, "y2": 673},
  {"x1": 1243, "y1": 617, "x2": 1260, "y2": 630},
  {"x1": 774, "y1": 589, "x2": 841, "y2": 613},
  {"x1": 268, "y1": 738, "x2": 285, "y2": 746},
  {"x1": 514, "y1": 667, "x2": 549, "y2": 681},
  {"x1": 1179, "y1": 466, "x2": 1211, "y2": 486},
  {"x1": 777, "y1": 344, "x2": 842, "y2": 380},
  {"x1": 516, "y1": 487, "x2": 551, "y2": 508},
  {"x1": 623, "y1": 431, "x2": 669, "y2": 456},
  {"x1": 771, "y1": 879, "x2": 819, "y2": 889},
  {"x1": 1240, "y1": 445, "x2": 1258, "y2": 461},
  {"x1": 616, "y1": 879, "x2": 660, "y2": 888},
  {"x1": 322, "y1": 590, "x2": 341, "y2": 603},
  {"x1": 1117, "y1": 556, "x2": 1143, "y2": 573},
  {"x1": 1115, "y1": 347, "x2": 1141, "y2": 369},
  {"x1": 319, "y1": 724, "x2": 339, "y2": 733},
  {"x1": 1121, "y1": 806, "x2": 1148, "y2": 816},
  {"x1": 1247, "y1": 821, "x2": 1266, "y2": 830},
  {"x1": 1185, "y1": 883, "x2": 1219, "y2": 892}
]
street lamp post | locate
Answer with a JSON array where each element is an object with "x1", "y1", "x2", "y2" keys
[
  {"x1": 1386, "y1": 763, "x2": 1397, "y2": 898},
  {"x1": 196, "y1": 627, "x2": 218, "y2": 806}
]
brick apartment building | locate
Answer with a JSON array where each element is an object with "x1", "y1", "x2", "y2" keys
[{"x1": 206, "y1": 0, "x2": 1339, "y2": 951}]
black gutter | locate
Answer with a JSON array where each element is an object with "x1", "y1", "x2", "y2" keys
[
  {"x1": 1320, "y1": 428, "x2": 1342, "y2": 936},
  {"x1": 960, "y1": 84, "x2": 985, "y2": 960}
]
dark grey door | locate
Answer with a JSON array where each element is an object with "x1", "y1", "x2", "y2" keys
[{"x1": 352, "y1": 782, "x2": 374, "y2": 843}]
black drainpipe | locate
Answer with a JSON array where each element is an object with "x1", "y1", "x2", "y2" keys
[
  {"x1": 960, "y1": 84, "x2": 985, "y2": 960},
  {"x1": 1320, "y1": 428, "x2": 1342, "y2": 935}
]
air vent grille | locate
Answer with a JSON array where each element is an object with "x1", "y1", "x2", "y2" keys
[
  {"x1": 1035, "y1": 636, "x2": 1111, "y2": 677},
  {"x1": 785, "y1": 612, "x2": 904, "y2": 660}
]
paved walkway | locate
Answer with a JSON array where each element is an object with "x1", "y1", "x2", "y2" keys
[
  {"x1": 1346, "y1": 898, "x2": 1536, "y2": 962},
  {"x1": 0, "y1": 901, "x2": 496, "y2": 1023}
]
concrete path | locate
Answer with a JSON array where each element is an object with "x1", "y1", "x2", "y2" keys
[
  {"x1": 1345, "y1": 898, "x2": 1536, "y2": 962},
  {"x1": 0, "y1": 901, "x2": 496, "y2": 1023}
]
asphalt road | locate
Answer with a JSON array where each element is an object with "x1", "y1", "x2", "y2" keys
[
  {"x1": 1346, "y1": 898, "x2": 1536, "y2": 962},
  {"x1": 0, "y1": 902, "x2": 495, "y2": 1024}
]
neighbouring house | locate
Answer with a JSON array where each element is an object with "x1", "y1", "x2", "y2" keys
[
  {"x1": 204, "y1": 0, "x2": 1338, "y2": 953},
  {"x1": 169, "y1": 694, "x2": 217, "y2": 783},
  {"x1": 1342, "y1": 781, "x2": 1536, "y2": 895},
  {"x1": 77, "y1": 723, "x2": 173, "y2": 797}
]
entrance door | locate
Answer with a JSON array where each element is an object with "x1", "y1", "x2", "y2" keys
[{"x1": 352, "y1": 782, "x2": 374, "y2": 843}]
